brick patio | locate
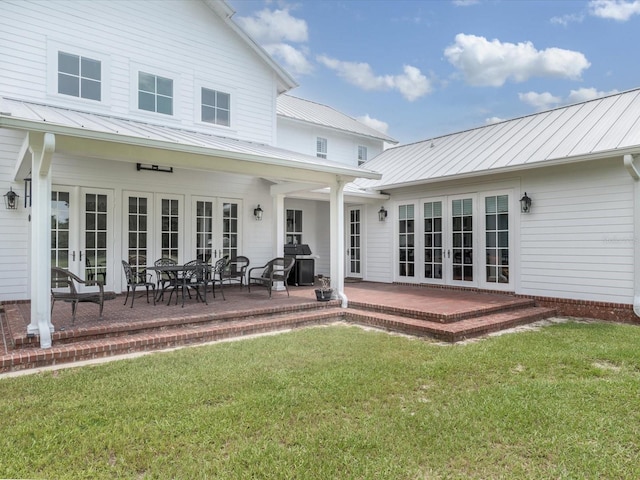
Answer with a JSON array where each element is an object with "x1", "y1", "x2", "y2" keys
[{"x1": 0, "y1": 281, "x2": 557, "y2": 374}]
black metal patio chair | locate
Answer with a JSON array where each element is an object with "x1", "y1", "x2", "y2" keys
[{"x1": 122, "y1": 260, "x2": 156, "y2": 308}]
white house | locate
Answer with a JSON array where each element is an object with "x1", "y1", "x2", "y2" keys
[
  {"x1": 352, "y1": 88, "x2": 640, "y2": 323},
  {"x1": 276, "y1": 94, "x2": 397, "y2": 277},
  {"x1": 0, "y1": 0, "x2": 381, "y2": 347}
]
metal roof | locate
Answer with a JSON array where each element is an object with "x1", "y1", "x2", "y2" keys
[
  {"x1": 356, "y1": 88, "x2": 640, "y2": 190},
  {"x1": 0, "y1": 97, "x2": 381, "y2": 181},
  {"x1": 277, "y1": 94, "x2": 398, "y2": 144}
]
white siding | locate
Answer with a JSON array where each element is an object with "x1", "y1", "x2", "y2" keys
[
  {"x1": 0, "y1": 0, "x2": 278, "y2": 144},
  {"x1": 364, "y1": 204, "x2": 394, "y2": 283},
  {"x1": 0, "y1": 131, "x2": 31, "y2": 299},
  {"x1": 277, "y1": 118, "x2": 384, "y2": 168},
  {"x1": 520, "y1": 159, "x2": 634, "y2": 303}
]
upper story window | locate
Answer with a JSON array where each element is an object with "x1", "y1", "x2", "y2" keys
[
  {"x1": 358, "y1": 146, "x2": 368, "y2": 166},
  {"x1": 201, "y1": 88, "x2": 230, "y2": 127},
  {"x1": 138, "y1": 72, "x2": 173, "y2": 115},
  {"x1": 317, "y1": 137, "x2": 327, "y2": 159},
  {"x1": 58, "y1": 51, "x2": 101, "y2": 101}
]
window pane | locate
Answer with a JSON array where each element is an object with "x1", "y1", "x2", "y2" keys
[
  {"x1": 157, "y1": 77, "x2": 172, "y2": 96},
  {"x1": 202, "y1": 88, "x2": 215, "y2": 106},
  {"x1": 157, "y1": 96, "x2": 173, "y2": 115},
  {"x1": 139, "y1": 91, "x2": 155, "y2": 112},
  {"x1": 217, "y1": 109, "x2": 230, "y2": 126},
  {"x1": 81, "y1": 57, "x2": 101, "y2": 80},
  {"x1": 139, "y1": 72, "x2": 155, "y2": 93},
  {"x1": 202, "y1": 106, "x2": 215, "y2": 123},
  {"x1": 81, "y1": 78, "x2": 101, "y2": 101},
  {"x1": 217, "y1": 92, "x2": 230, "y2": 109},
  {"x1": 58, "y1": 73, "x2": 79, "y2": 96},
  {"x1": 58, "y1": 52, "x2": 79, "y2": 75}
]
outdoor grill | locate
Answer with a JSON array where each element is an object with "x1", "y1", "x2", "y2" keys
[{"x1": 284, "y1": 243, "x2": 315, "y2": 286}]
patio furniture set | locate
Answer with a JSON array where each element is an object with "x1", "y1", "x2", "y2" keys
[{"x1": 50, "y1": 256, "x2": 296, "y2": 323}]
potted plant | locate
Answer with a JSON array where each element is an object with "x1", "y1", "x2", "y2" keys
[{"x1": 315, "y1": 275, "x2": 333, "y2": 301}]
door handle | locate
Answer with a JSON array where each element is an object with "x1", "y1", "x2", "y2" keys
[
  {"x1": 447, "y1": 250, "x2": 450, "y2": 259},
  {"x1": 79, "y1": 251, "x2": 83, "y2": 261},
  {"x1": 71, "y1": 251, "x2": 76, "y2": 261}
]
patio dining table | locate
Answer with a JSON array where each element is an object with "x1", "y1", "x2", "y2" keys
[{"x1": 146, "y1": 263, "x2": 210, "y2": 306}]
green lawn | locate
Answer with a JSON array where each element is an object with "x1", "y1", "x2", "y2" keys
[{"x1": 1, "y1": 321, "x2": 639, "y2": 479}]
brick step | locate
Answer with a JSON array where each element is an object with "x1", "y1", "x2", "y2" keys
[
  {"x1": 346, "y1": 306, "x2": 557, "y2": 342},
  {"x1": 11, "y1": 301, "x2": 340, "y2": 348},
  {"x1": 348, "y1": 296, "x2": 537, "y2": 324},
  {"x1": 0, "y1": 307, "x2": 345, "y2": 373}
]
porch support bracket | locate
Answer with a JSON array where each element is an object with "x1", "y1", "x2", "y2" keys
[
  {"x1": 26, "y1": 132, "x2": 55, "y2": 347},
  {"x1": 624, "y1": 154, "x2": 640, "y2": 317}
]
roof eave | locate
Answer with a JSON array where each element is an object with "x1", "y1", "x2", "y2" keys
[
  {"x1": 0, "y1": 115, "x2": 381, "y2": 181},
  {"x1": 278, "y1": 115, "x2": 398, "y2": 144}
]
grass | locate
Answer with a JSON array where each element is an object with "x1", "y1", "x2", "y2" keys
[{"x1": 1, "y1": 320, "x2": 639, "y2": 479}]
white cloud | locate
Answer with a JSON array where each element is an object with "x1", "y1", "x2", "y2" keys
[
  {"x1": 357, "y1": 114, "x2": 389, "y2": 134},
  {"x1": 236, "y1": 8, "x2": 312, "y2": 76},
  {"x1": 444, "y1": 34, "x2": 590, "y2": 87},
  {"x1": 589, "y1": 0, "x2": 640, "y2": 20},
  {"x1": 317, "y1": 55, "x2": 432, "y2": 101},
  {"x1": 485, "y1": 116, "x2": 505, "y2": 125},
  {"x1": 452, "y1": 0, "x2": 480, "y2": 6},
  {"x1": 566, "y1": 87, "x2": 619, "y2": 103},
  {"x1": 519, "y1": 87, "x2": 619, "y2": 110},
  {"x1": 550, "y1": 13, "x2": 585, "y2": 26},
  {"x1": 518, "y1": 91, "x2": 562, "y2": 110},
  {"x1": 264, "y1": 44, "x2": 313, "y2": 75},
  {"x1": 237, "y1": 8, "x2": 308, "y2": 44}
]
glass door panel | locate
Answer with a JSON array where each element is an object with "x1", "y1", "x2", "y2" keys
[
  {"x1": 221, "y1": 201, "x2": 240, "y2": 262},
  {"x1": 347, "y1": 207, "x2": 362, "y2": 277},
  {"x1": 195, "y1": 200, "x2": 213, "y2": 262},
  {"x1": 451, "y1": 197, "x2": 474, "y2": 283},
  {"x1": 423, "y1": 201, "x2": 443, "y2": 281},
  {"x1": 160, "y1": 197, "x2": 180, "y2": 262},
  {"x1": 84, "y1": 192, "x2": 109, "y2": 284},
  {"x1": 485, "y1": 194, "x2": 511, "y2": 286},
  {"x1": 51, "y1": 191, "x2": 71, "y2": 269},
  {"x1": 398, "y1": 204, "x2": 415, "y2": 278}
]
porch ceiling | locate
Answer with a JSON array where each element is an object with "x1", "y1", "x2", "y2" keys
[{"x1": 0, "y1": 97, "x2": 382, "y2": 186}]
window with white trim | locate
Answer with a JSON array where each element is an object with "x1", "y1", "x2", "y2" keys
[
  {"x1": 316, "y1": 137, "x2": 327, "y2": 159},
  {"x1": 201, "y1": 88, "x2": 230, "y2": 126},
  {"x1": 358, "y1": 145, "x2": 367, "y2": 166},
  {"x1": 58, "y1": 51, "x2": 101, "y2": 101},
  {"x1": 138, "y1": 72, "x2": 173, "y2": 115},
  {"x1": 286, "y1": 209, "x2": 303, "y2": 245}
]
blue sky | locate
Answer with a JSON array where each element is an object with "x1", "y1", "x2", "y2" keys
[{"x1": 230, "y1": 0, "x2": 640, "y2": 145}]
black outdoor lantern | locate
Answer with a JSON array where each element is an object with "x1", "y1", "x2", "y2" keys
[
  {"x1": 4, "y1": 187, "x2": 19, "y2": 210},
  {"x1": 254, "y1": 204, "x2": 264, "y2": 221},
  {"x1": 520, "y1": 192, "x2": 532, "y2": 213},
  {"x1": 378, "y1": 206, "x2": 388, "y2": 221}
]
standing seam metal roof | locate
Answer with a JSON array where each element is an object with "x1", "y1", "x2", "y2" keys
[
  {"x1": 356, "y1": 88, "x2": 640, "y2": 190},
  {"x1": 277, "y1": 94, "x2": 398, "y2": 144}
]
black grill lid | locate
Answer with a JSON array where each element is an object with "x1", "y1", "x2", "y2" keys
[{"x1": 284, "y1": 244, "x2": 312, "y2": 255}]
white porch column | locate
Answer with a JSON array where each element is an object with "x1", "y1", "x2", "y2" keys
[
  {"x1": 329, "y1": 177, "x2": 347, "y2": 307},
  {"x1": 26, "y1": 133, "x2": 55, "y2": 347},
  {"x1": 273, "y1": 193, "x2": 285, "y2": 257}
]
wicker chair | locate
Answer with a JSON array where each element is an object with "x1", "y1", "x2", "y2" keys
[{"x1": 247, "y1": 257, "x2": 295, "y2": 298}]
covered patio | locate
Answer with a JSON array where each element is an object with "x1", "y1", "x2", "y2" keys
[{"x1": 1, "y1": 282, "x2": 556, "y2": 373}]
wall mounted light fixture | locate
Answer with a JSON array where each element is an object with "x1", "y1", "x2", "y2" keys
[
  {"x1": 520, "y1": 192, "x2": 532, "y2": 213},
  {"x1": 136, "y1": 163, "x2": 173, "y2": 173},
  {"x1": 4, "y1": 187, "x2": 19, "y2": 210},
  {"x1": 254, "y1": 204, "x2": 264, "y2": 221},
  {"x1": 378, "y1": 206, "x2": 388, "y2": 222}
]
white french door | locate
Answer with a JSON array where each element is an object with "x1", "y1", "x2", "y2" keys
[
  {"x1": 51, "y1": 186, "x2": 114, "y2": 291},
  {"x1": 346, "y1": 207, "x2": 363, "y2": 278},
  {"x1": 397, "y1": 192, "x2": 513, "y2": 290},
  {"x1": 192, "y1": 197, "x2": 242, "y2": 263}
]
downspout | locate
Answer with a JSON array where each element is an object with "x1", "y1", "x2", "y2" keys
[{"x1": 623, "y1": 154, "x2": 640, "y2": 317}]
